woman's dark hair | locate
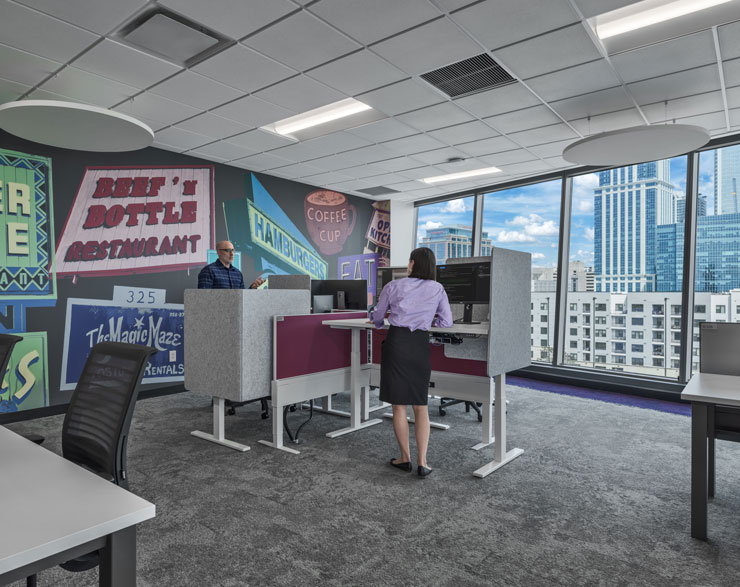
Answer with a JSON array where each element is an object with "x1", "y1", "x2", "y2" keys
[{"x1": 409, "y1": 247, "x2": 436, "y2": 280}]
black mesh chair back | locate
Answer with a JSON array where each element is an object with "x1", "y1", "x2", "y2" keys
[
  {"x1": 62, "y1": 341, "x2": 156, "y2": 489},
  {"x1": 0, "y1": 333, "x2": 23, "y2": 392}
]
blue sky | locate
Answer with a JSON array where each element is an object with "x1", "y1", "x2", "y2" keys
[{"x1": 416, "y1": 154, "x2": 714, "y2": 269}]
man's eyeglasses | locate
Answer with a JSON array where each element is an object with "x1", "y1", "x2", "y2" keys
[{"x1": 218, "y1": 248, "x2": 235, "y2": 253}]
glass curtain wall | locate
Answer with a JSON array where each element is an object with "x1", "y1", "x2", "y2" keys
[
  {"x1": 562, "y1": 157, "x2": 687, "y2": 378},
  {"x1": 690, "y1": 145, "x2": 740, "y2": 374},
  {"x1": 415, "y1": 196, "x2": 475, "y2": 263},
  {"x1": 481, "y1": 180, "x2": 562, "y2": 363}
]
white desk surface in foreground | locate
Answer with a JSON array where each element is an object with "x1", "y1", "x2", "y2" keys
[
  {"x1": 681, "y1": 373, "x2": 740, "y2": 406},
  {"x1": 324, "y1": 317, "x2": 489, "y2": 336},
  {"x1": 0, "y1": 425, "x2": 155, "y2": 583}
]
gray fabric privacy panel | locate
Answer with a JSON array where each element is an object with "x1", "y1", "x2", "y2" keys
[
  {"x1": 268, "y1": 274, "x2": 311, "y2": 290},
  {"x1": 184, "y1": 289, "x2": 244, "y2": 401},
  {"x1": 700, "y1": 322, "x2": 740, "y2": 375},
  {"x1": 184, "y1": 289, "x2": 309, "y2": 401},
  {"x1": 240, "y1": 289, "x2": 310, "y2": 400},
  {"x1": 487, "y1": 247, "x2": 532, "y2": 377}
]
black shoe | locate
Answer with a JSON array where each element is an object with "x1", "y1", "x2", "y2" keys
[
  {"x1": 417, "y1": 465, "x2": 433, "y2": 477},
  {"x1": 390, "y1": 458, "x2": 412, "y2": 472}
]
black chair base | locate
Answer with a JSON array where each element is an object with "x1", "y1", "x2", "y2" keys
[
  {"x1": 439, "y1": 398, "x2": 483, "y2": 422},
  {"x1": 225, "y1": 398, "x2": 270, "y2": 419}
]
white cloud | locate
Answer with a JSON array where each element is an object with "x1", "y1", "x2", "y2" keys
[
  {"x1": 421, "y1": 220, "x2": 442, "y2": 230},
  {"x1": 508, "y1": 214, "x2": 543, "y2": 226},
  {"x1": 442, "y1": 199, "x2": 468, "y2": 213},
  {"x1": 525, "y1": 219, "x2": 558, "y2": 236},
  {"x1": 585, "y1": 227, "x2": 594, "y2": 242},
  {"x1": 572, "y1": 173, "x2": 599, "y2": 216},
  {"x1": 497, "y1": 230, "x2": 535, "y2": 243},
  {"x1": 531, "y1": 252, "x2": 545, "y2": 259},
  {"x1": 577, "y1": 199, "x2": 594, "y2": 213}
]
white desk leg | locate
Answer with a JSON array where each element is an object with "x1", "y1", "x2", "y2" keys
[
  {"x1": 472, "y1": 378, "x2": 495, "y2": 450},
  {"x1": 191, "y1": 397, "x2": 250, "y2": 452},
  {"x1": 312, "y1": 394, "x2": 350, "y2": 418},
  {"x1": 473, "y1": 374, "x2": 523, "y2": 478},
  {"x1": 258, "y1": 402, "x2": 300, "y2": 454},
  {"x1": 327, "y1": 328, "x2": 382, "y2": 438}
]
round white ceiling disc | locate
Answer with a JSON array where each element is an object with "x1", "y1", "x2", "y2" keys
[
  {"x1": 563, "y1": 124, "x2": 711, "y2": 166},
  {"x1": 0, "y1": 100, "x2": 154, "y2": 152}
]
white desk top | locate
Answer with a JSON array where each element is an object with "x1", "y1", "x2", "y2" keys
[
  {"x1": 322, "y1": 317, "x2": 489, "y2": 336},
  {"x1": 0, "y1": 426, "x2": 155, "y2": 574},
  {"x1": 681, "y1": 373, "x2": 740, "y2": 406}
]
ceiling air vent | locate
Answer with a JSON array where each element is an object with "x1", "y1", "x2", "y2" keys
[
  {"x1": 357, "y1": 186, "x2": 400, "y2": 196},
  {"x1": 420, "y1": 53, "x2": 515, "y2": 99}
]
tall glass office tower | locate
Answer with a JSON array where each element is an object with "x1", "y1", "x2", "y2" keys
[
  {"x1": 419, "y1": 225, "x2": 492, "y2": 262},
  {"x1": 714, "y1": 147, "x2": 740, "y2": 215},
  {"x1": 593, "y1": 161, "x2": 676, "y2": 293}
]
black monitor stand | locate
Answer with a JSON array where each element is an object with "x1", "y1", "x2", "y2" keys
[{"x1": 460, "y1": 303, "x2": 480, "y2": 325}]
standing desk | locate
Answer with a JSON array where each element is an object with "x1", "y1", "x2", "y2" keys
[
  {"x1": 324, "y1": 318, "x2": 523, "y2": 478},
  {"x1": 0, "y1": 426, "x2": 155, "y2": 586},
  {"x1": 681, "y1": 373, "x2": 740, "y2": 540}
]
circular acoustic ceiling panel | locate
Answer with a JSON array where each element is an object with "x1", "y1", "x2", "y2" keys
[
  {"x1": 563, "y1": 124, "x2": 710, "y2": 166},
  {"x1": 0, "y1": 100, "x2": 154, "y2": 152}
]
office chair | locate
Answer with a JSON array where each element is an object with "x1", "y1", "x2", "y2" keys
[
  {"x1": 26, "y1": 341, "x2": 156, "y2": 587},
  {"x1": 438, "y1": 398, "x2": 483, "y2": 421},
  {"x1": 0, "y1": 333, "x2": 44, "y2": 444}
]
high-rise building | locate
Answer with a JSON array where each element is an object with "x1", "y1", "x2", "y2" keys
[
  {"x1": 593, "y1": 161, "x2": 676, "y2": 293},
  {"x1": 419, "y1": 225, "x2": 492, "y2": 262},
  {"x1": 673, "y1": 194, "x2": 707, "y2": 225},
  {"x1": 714, "y1": 147, "x2": 740, "y2": 215}
]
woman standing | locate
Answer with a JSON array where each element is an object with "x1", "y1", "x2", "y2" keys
[{"x1": 369, "y1": 247, "x2": 453, "y2": 477}]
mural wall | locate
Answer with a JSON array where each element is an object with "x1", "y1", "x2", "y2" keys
[{"x1": 0, "y1": 129, "x2": 389, "y2": 416}]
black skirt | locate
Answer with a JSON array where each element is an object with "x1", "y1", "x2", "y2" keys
[{"x1": 379, "y1": 325, "x2": 431, "y2": 406}]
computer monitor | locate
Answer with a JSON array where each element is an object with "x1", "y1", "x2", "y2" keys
[
  {"x1": 436, "y1": 261, "x2": 491, "y2": 324},
  {"x1": 312, "y1": 295, "x2": 333, "y2": 314},
  {"x1": 310, "y1": 279, "x2": 368, "y2": 310},
  {"x1": 375, "y1": 266, "x2": 408, "y2": 303}
]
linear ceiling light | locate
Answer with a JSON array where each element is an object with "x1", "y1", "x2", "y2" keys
[
  {"x1": 420, "y1": 167, "x2": 502, "y2": 184},
  {"x1": 595, "y1": 0, "x2": 733, "y2": 39},
  {"x1": 267, "y1": 98, "x2": 372, "y2": 136}
]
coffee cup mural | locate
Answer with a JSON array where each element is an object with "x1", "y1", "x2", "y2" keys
[{"x1": 304, "y1": 190, "x2": 357, "y2": 255}]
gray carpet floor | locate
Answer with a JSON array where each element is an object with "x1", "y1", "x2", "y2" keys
[{"x1": 6, "y1": 384, "x2": 740, "y2": 587}]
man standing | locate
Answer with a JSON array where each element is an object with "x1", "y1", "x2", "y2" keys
[{"x1": 198, "y1": 240, "x2": 264, "y2": 289}]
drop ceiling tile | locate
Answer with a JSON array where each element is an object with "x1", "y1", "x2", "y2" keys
[
  {"x1": 543, "y1": 156, "x2": 578, "y2": 169},
  {"x1": 304, "y1": 154, "x2": 363, "y2": 172},
  {"x1": 254, "y1": 75, "x2": 345, "y2": 112},
  {"x1": 193, "y1": 44, "x2": 297, "y2": 93},
  {"x1": 15, "y1": 0, "x2": 148, "y2": 35},
  {"x1": 378, "y1": 180, "x2": 420, "y2": 191},
  {"x1": 226, "y1": 129, "x2": 295, "y2": 151},
  {"x1": 339, "y1": 164, "x2": 388, "y2": 179},
  {"x1": 357, "y1": 78, "x2": 445, "y2": 116},
  {"x1": 307, "y1": 50, "x2": 407, "y2": 96},
  {"x1": 479, "y1": 149, "x2": 537, "y2": 166},
  {"x1": 507, "y1": 123, "x2": 578, "y2": 147},
  {"x1": 363, "y1": 172, "x2": 415, "y2": 185},
  {"x1": 484, "y1": 105, "x2": 562, "y2": 135},
  {"x1": 628, "y1": 65, "x2": 721, "y2": 105},
  {"x1": 436, "y1": 0, "x2": 478, "y2": 10},
  {"x1": 341, "y1": 144, "x2": 395, "y2": 164},
  {"x1": 26, "y1": 87, "x2": 87, "y2": 104},
  {"x1": 527, "y1": 138, "x2": 578, "y2": 158},
  {"x1": 726, "y1": 84, "x2": 740, "y2": 109},
  {"x1": 112, "y1": 92, "x2": 200, "y2": 126},
  {"x1": 454, "y1": 82, "x2": 542, "y2": 118},
  {"x1": 187, "y1": 144, "x2": 231, "y2": 163},
  {"x1": 152, "y1": 140, "x2": 180, "y2": 152},
  {"x1": 409, "y1": 146, "x2": 469, "y2": 166},
  {"x1": 569, "y1": 108, "x2": 644, "y2": 135},
  {"x1": 526, "y1": 60, "x2": 620, "y2": 103},
  {"x1": 718, "y1": 19, "x2": 740, "y2": 61},
  {"x1": 433, "y1": 157, "x2": 491, "y2": 174},
  {"x1": 37, "y1": 66, "x2": 138, "y2": 108},
  {"x1": 270, "y1": 162, "x2": 325, "y2": 178},
  {"x1": 498, "y1": 160, "x2": 553, "y2": 175},
  {"x1": 611, "y1": 31, "x2": 716, "y2": 85},
  {"x1": 0, "y1": 77, "x2": 30, "y2": 103},
  {"x1": 395, "y1": 166, "x2": 444, "y2": 180},
  {"x1": 0, "y1": 1, "x2": 97, "y2": 62},
  {"x1": 373, "y1": 17, "x2": 482, "y2": 76},
  {"x1": 428, "y1": 120, "x2": 498, "y2": 145},
  {"x1": 641, "y1": 91, "x2": 724, "y2": 124},
  {"x1": 494, "y1": 24, "x2": 601, "y2": 80},
  {"x1": 230, "y1": 152, "x2": 294, "y2": 171},
  {"x1": 396, "y1": 102, "x2": 474, "y2": 132},
  {"x1": 727, "y1": 107, "x2": 740, "y2": 128},
  {"x1": 245, "y1": 11, "x2": 360, "y2": 72},
  {"x1": 211, "y1": 95, "x2": 293, "y2": 127},
  {"x1": 550, "y1": 86, "x2": 635, "y2": 119},
  {"x1": 159, "y1": 0, "x2": 296, "y2": 40},
  {"x1": 149, "y1": 70, "x2": 242, "y2": 110},
  {"x1": 347, "y1": 118, "x2": 418, "y2": 143},
  {"x1": 300, "y1": 170, "x2": 353, "y2": 185},
  {"x1": 155, "y1": 127, "x2": 212, "y2": 151},
  {"x1": 174, "y1": 112, "x2": 250, "y2": 140},
  {"x1": 372, "y1": 156, "x2": 423, "y2": 172},
  {"x1": 309, "y1": 0, "x2": 441, "y2": 45},
  {"x1": 722, "y1": 57, "x2": 740, "y2": 88},
  {"x1": 676, "y1": 111, "x2": 727, "y2": 131},
  {"x1": 381, "y1": 133, "x2": 447, "y2": 156},
  {"x1": 0, "y1": 44, "x2": 61, "y2": 87},
  {"x1": 456, "y1": 135, "x2": 519, "y2": 157},
  {"x1": 570, "y1": 0, "x2": 637, "y2": 19},
  {"x1": 73, "y1": 39, "x2": 181, "y2": 90},
  {"x1": 452, "y1": 0, "x2": 578, "y2": 51}
]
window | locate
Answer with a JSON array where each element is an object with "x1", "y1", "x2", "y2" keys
[
  {"x1": 595, "y1": 355, "x2": 606, "y2": 363},
  {"x1": 671, "y1": 305, "x2": 681, "y2": 315},
  {"x1": 672, "y1": 345, "x2": 681, "y2": 356},
  {"x1": 569, "y1": 303, "x2": 577, "y2": 311},
  {"x1": 595, "y1": 329, "x2": 607, "y2": 337},
  {"x1": 583, "y1": 340, "x2": 591, "y2": 350},
  {"x1": 632, "y1": 357, "x2": 644, "y2": 366},
  {"x1": 671, "y1": 318, "x2": 681, "y2": 329},
  {"x1": 595, "y1": 342, "x2": 607, "y2": 350},
  {"x1": 653, "y1": 344, "x2": 664, "y2": 356},
  {"x1": 652, "y1": 305, "x2": 664, "y2": 315},
  {"x1": 612, "y1": 329, "x2": 626, "y2": 339},
  {"x1": 631, "y1": 304, "x2": 643, "y2": 312},
  {"x1": 540, "y1": 327, "x2": 548, "y2": 334},
  {"x1": 671, "y1": 359, "x2": 681, "y2": 369},
  {"x1": 416, "y1": 196, "x2": 474, "y2": 263},
  {"x1": 582, "y1": 303, "x2": 591, "y2": 312},
  {"x1": 541, "y1": 302, "x2": 548, "y2": 310},
  {"x1": 569, "y1": 316, "x2": 578, "y2": 323},
  {"x1": 653, "y1": 317, "x2": 664, "y2": 329},
  {"x1": 584, "y1": 353, "x2": 591, "y2": 361},
  {"x1": 569, "y1": 328, "x2": 578, "y2": 336},
  {"x1": 632, "y1": 331, "x2": 644, "y2": 340},
  {"x1": 613, "y1": 342, "x2": 626, "y2": 353},
  {"x1": 632, "y1": 317, "x2": 643, "y2": 326},
  {"x1": 716, "y1": 305, "x2": 726, "y2": 313},
  {"x1": 540, "y1": 339, "x2": 548, "y2": 347},
  {"x1": 570, "y1": 341, "x2": 578, "y2": 349},
  {"x1": 653, "y1": 358, "x2": 664, "y2": 367},
  {"x1": 595, "y1": 316, "x2": 606, "y2": 325},
  {"x1": 615, "y1": 304, "x2": 625, "y2": 313},
  {"x1": 583, "y1": 315, "x2": 591, "y2": 325},
  {"x1": 694, "y1": 305, "x2": 706, "y2": 314},
  {"x1": 612, "y1": 316, "x2": 625, "y2": 326},
  {"x1": 595, "y1": 304, "x2": 607, "y2": 312},
  {"x1": 613, "y1": 355, "x2": 626, "y2": 364},
  {"x1": 583, "y1": 328, "x2": 590, "y2": 337},
  {"x1": 632, "y1": 344, "x2": 643, "y2": 353},
  {"x1": 653, "y1": 331, "x2": 664, "y2": 341},
  {"x1": 540, "y1": 315, "x2": 548, "y2": 322}
]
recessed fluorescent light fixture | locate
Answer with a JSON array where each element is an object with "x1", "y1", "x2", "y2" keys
[
  {"x1": 264, "y1": 98, "x2": 372, "y2": 137},
  {"x1": 595, "y1": 0, "x2": 733, "y2": 39},
  {"x1": 420, "y1": 167, "x2": 502, "y2": 184}
]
